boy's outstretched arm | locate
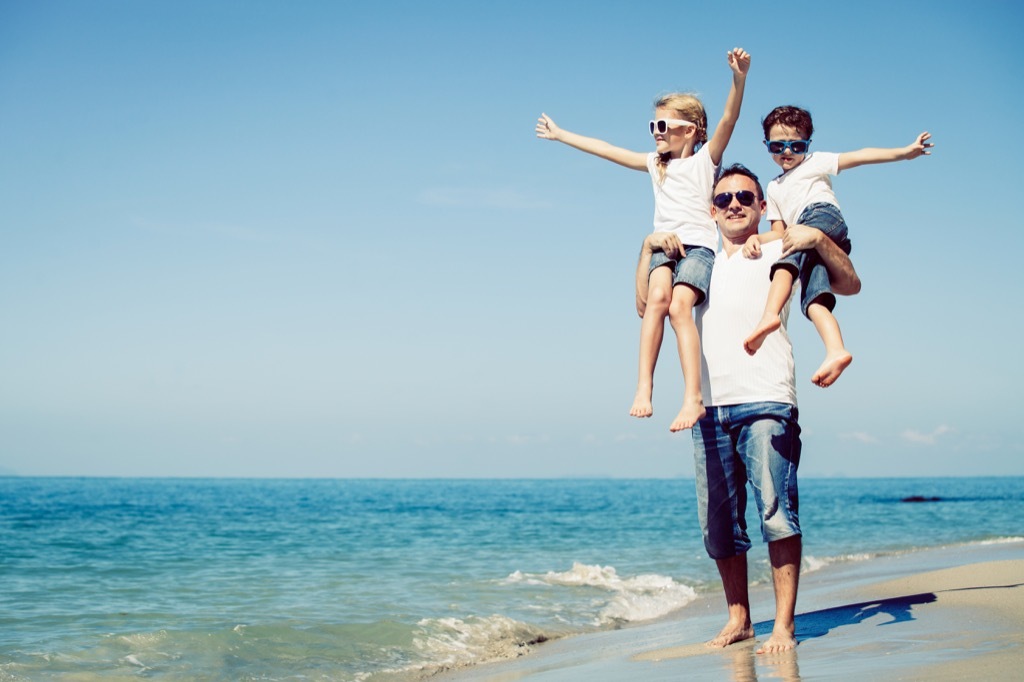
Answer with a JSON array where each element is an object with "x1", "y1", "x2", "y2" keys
[
  {"x1": 536, "y1": 113, "x2": 649, "y2": 171},
  {"x1": 783, "y1": 224, "x2": 862, "y2": 295},
  {"x1": 705, "y1": 47, "x2": 751, "y2": 166},
  {"x1": 838, "y1": 131, "x2": 933, "y2": 172}
]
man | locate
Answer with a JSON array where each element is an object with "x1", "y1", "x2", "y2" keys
[{"x1": 636, "y1": 164, "x2": 861, "y2": 654}]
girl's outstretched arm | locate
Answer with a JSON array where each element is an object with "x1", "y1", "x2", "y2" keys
[
  {"x1": 838, "y1": 132, "x2": 933, "y2": 171},
  {"x1": 536, "y1": 113, "x2": 649, "y2": 171},
  {"x1": 705, "y1": 48, "x2": 751, "y2": 166}
]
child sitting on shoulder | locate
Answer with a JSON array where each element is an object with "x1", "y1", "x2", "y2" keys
[
  {"x1": 537, "y1": 49, "x2": 751, "y2": 430},
  {"x1": 742, "y1": 105, "x2": 932, "y2": 387}
]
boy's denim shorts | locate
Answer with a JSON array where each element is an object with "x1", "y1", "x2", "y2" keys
[
  {"x1": 648, "y1": 243, "x2": 715, "y2": 305},
  {"x1": 691, "y1": 402, "x2": 802, "y2": 560},
  {"x1": 771, "y1": 202, "x2": 853, "y2": 318}
]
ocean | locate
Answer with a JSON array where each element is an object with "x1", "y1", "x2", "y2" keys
[{"x1": 1, "y1": 477, "x2": 1021, "y2": 680}]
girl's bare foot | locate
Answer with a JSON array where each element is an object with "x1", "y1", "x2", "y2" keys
[
  {"x1": 706, "y1": 620, "x2": 754, "y2": 648},
  {"x1": 630, "y1": 387, "x2": 654, "y2": 418},
  {"x1": 811, "y1": 350, "x2": 853, "y2": 388},
  {"x1": 669, "y1": 397, "x2": 705, "y2": 432},
  {"x1": 743, "y1": 313, "x2": 782, "y2": 355}
]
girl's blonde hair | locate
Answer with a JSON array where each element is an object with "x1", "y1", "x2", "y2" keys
[{"x1": 653, "y1": 92, "x2": 708, "y2": 184}]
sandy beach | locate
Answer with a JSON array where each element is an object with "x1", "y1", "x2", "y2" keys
[{"x1": 436, "y1": 540, "x2": 1024, "y2": 681}]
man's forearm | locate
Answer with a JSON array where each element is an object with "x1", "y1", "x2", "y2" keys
[
  {"x1": 815, "y1": 233, "x2": 861, "y2": 295},
  {"x1": 635, "y1": 241, "x2": 654, "y2": 317}
]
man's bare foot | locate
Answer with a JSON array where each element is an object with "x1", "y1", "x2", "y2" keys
[
  {"x1": 811, "y1": 350, "x2": 853, "y2": 388},
  {"x1": 706, "y1": 620, "x2": 754, "y2": 648},
  {"x1": 743, "y1": 314, "x2": 782, "y2": 355},
  {"x1": 669, "y1": 397, "x2": 705, "y2": 432},
  {"x1": 756, "y1": 628, "x2": 797, "y2": 654},
  {"x1": 630, "y1": 388, "x2": 653, "y2": 418}
]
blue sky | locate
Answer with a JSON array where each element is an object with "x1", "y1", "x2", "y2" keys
[{"x1": 2, "y1": 0, "x2": 1021, "y2": 478}]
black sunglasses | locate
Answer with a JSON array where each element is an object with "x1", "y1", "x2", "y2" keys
[
  {"x1": 765, "y1": 139, "x2": 811, "y2": 155},
  {"x1": 712, "y1": 191, "x2": 757, "y2": 209}
]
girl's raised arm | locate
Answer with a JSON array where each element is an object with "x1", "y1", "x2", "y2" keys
[
  {"x1": 536, "y1": 113, "x2": 649, "y2": 171},
  {"x1": 705, "y1": 48, "x2": 751, "y2": 166}
]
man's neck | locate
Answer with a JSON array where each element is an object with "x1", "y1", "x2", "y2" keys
[{"x1": 720, "y1": 230, "x2": 758, "y2": 257}]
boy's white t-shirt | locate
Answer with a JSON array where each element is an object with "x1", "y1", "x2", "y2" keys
[
  {"x1": 646, "y1": 145, "x2": 719, "y2": 251},
  {"x1": 766, "y1": 151, "x2": 842, "y2": 226},
  {"x1": 697, "y1": 240, "x2": 798, "y2": 407}
]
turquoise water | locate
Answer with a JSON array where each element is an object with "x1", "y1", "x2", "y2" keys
[{"x1": 1, "y1": 477, "x2": 1021, "y2": 680}]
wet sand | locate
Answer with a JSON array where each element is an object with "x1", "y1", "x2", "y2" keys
[{"x1": 436, "y1": 540, "x2": 1024, "y2": 681}]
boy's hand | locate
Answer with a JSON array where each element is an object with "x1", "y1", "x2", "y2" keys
[
  {"x1": 903, "y1": 131, "x2": 934, "y2": 160},
  {"x1": 727, "y1": 48, "x2": 751, "y2": 77},
  {"x1": 647, "y1": 232, "x2": 683, "y2": 259},
  {"x1": 742, "y1": 233, "x2": 761, "y2": 259},
  {"x1": 536, "y1": 113, "x2": 562, "y2": 141}
]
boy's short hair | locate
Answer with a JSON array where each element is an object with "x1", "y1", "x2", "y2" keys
[
  {"x1": 762, "y1": 106, "x2": 814, "y2": 140},
  {"x1": 716, "y1": 164, "x2": 764, "y2": 202}
]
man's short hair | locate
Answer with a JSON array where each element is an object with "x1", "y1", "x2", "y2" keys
[{"x1": 715, "y1": 164, "x2": 764, "y2": 202}]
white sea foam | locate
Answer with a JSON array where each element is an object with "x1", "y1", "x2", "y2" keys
[
  {"x1": 802, "y1": 553, "x2": 873, "y2": 573},
  {"x1": 122, "y1": 654, "x2": 148, "y2": 669},
  {"x1": 407, "y1": 614, "x2": 549, "y2": 674},
  {"x1": 505, "y1": 562, "x2": 698, "y2": 626},
  {"x1": 978, "y1": 536, "x2": 1024, "y2": 545},
  {"x1": 115, "y1": 631, "x2": 168, "y2": 647}
]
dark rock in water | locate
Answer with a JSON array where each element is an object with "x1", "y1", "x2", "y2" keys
[{"x1": 901, "y1": 495, "x2": 943, "y2": 503}]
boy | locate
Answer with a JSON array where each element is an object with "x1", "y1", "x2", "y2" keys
[{"x1": 742, "y1": 105, "x2": 932, "y2": 387}]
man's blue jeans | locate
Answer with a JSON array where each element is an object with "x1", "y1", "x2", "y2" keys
[{"x1": 692, "y1": 402, "x2": 802, "y2": 560}]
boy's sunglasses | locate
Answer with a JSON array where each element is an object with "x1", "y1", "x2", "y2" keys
[
  {"x1": 712, "y1": 190, "x2": 757, "y2": 209},
  {"x1": 765, "y1": 139, "x2": 811, "y2": 155},
  {"x1": 650, "y1": 118, "x2": 696, "y2": 136}
]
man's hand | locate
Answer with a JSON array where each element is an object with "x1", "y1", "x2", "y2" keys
[
  {"x1": 646, "y1": 232, "x2": 684, "y2": 259},
  {"x1": 780, "y1": 224, "x2": 824, "y2": 258},
  {"x1": 742, "y1": 234, "x2": 762, "y2": 259}
]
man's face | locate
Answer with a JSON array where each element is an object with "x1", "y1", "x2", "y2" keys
[{"x1": 710, "y1": 174, "x2": 765, "y2": 242}]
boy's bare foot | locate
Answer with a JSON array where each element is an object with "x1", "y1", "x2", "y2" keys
[
  {"x1": 743, "y1": 314, "x2": 782, "y2": 355},
  {"x1": 756, "y1": 628, "x2": 797, "y2": 654},
  {"x1": 706, "y1": 620, "x2": 754, "y2": 648},
  {"x1": 630, "y1": 389, "x2": 653, "y2": 418},
  {"x1": 669, "y1": 397, "x2": 705, "y2": 432},
  {"x1": 811, "y1": 350, "x2": 853, "y2": 388}
]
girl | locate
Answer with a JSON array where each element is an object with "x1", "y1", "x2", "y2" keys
[{"x1": 536, "y1": 48, "x2": 750, "y2": 431}]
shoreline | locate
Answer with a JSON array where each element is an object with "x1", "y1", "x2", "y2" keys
[{"x1": 434, "y1": 540, "x2": 1024, "y2": 681}]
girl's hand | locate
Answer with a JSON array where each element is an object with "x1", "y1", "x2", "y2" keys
[
  {"x1": 536, "y1": 113, "x2": 562, "y2": 141},
  {"x1": 727, "y1": 48, "x2": 751, "y2": 77},
  {"x1": 903, "y1": 131, "x2": 933, "y2": 160},
  {"x1": 742, "y1": 233, "x2": 761, "y2": 259}
]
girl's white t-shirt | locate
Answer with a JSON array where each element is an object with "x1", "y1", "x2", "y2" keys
[
  {"x1": 766, "y1": 151, "x2": 841, "y2": 226},
  {"x1": 646, "y1": 145, "x2": 719, "y2": 251}
]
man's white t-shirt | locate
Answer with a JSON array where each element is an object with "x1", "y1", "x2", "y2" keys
[
  {"x1": 646, "y1": 145, "x2": 719, "y2": 251},
  {"x1": 697, "y1": 240, "x2": 798, "y2": 407},
  {"x1": 766, "y1": 151, "x2": 841, "y2": 227}
]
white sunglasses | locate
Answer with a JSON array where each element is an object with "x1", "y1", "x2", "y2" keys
[{"x1": 649, "y1": 118, "x2": 696, "y2": 136}]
